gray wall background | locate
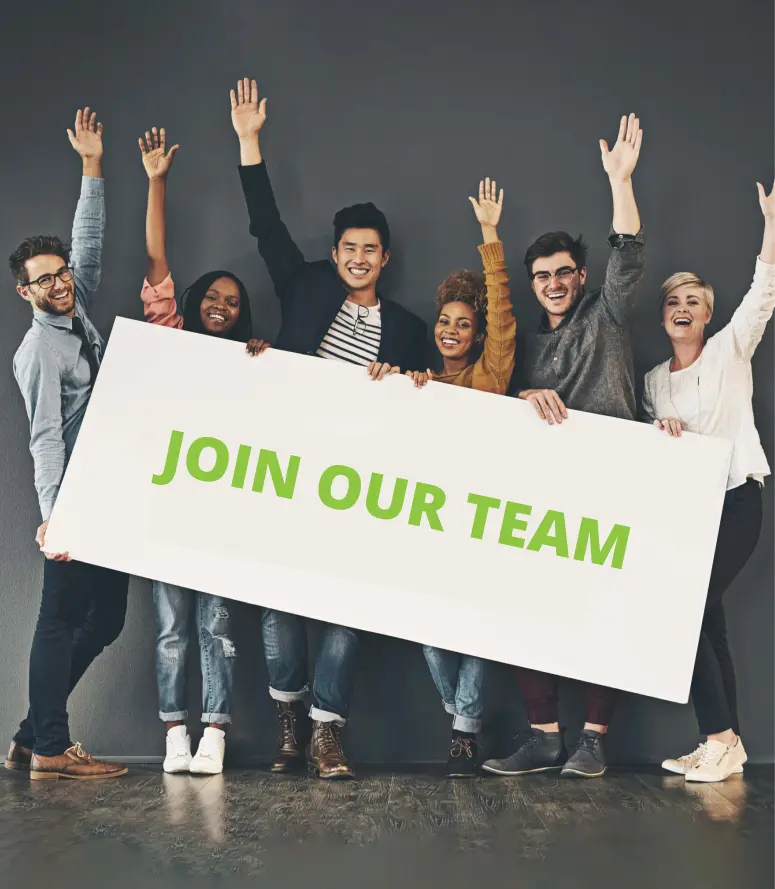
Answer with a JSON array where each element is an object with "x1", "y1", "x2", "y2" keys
[{"x1": 0, "y1": 0, "x2": 772, "y2": 764}]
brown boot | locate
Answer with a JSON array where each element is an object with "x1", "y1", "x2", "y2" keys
[
  {"x1": 271, "y1": 701, "x2": 311, "y2": 773},
  {"x1": 308, "y1": 720, "x2": 354, "y2": 779},
  {"x1": 5, "y1": 741, "x2": 33, "y2": 772},
  {"x1": 30, "y1": 743, "x2": 128, "y2": 781}
]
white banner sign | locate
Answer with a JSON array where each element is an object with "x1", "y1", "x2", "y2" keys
[{"x1": 46, "y1": 318, "x2": 732, "y2": 702}]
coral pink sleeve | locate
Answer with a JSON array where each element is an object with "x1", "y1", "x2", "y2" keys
[{"x1": 140, "y1": 273, "x2": 183, "y2": 328}]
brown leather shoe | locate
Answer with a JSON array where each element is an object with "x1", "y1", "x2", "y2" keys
[
  {"x1": 5, "y1": 741, "x2": 33, "y2": 772},
  {"x1": 271, "y1": 701, "x2": 311, "y2": 773},
  {"x1": 30, "y1": 743, "x2": 128, "y2": 781},
  {"x1": 308, "y1": 720, "x2": 354, "y2": 779}
]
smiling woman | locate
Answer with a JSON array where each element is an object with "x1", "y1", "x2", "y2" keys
[
  {"x1": 134, "y1": 124, "x2": 266, "y2": 777},
  {"x1": 642, "y1": 180, "x2": 775, "y2": 784}
]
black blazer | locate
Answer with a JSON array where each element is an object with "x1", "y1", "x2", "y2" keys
[{"x1": 239, "y1": 163, "x2": 428, "y2": 370}]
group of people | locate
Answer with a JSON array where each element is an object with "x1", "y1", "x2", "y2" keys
[{"x1": 5, "y1": 78, "x2": 774, "y2": 788}]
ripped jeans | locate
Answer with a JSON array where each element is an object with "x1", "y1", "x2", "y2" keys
[{"x1": 152, "y1": 581, "x2": 236, "y2": 724}]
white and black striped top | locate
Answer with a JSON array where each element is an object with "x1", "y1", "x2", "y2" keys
[{"x1": 316, "y1": 299, "x2": 381, "y2": 366}]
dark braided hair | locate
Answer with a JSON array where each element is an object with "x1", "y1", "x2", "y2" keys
[{"x1": 179, "y1": 270, "x2": 253, "y2": 342}]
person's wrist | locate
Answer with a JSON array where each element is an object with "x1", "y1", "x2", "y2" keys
[
  {"x1": 480, "y1": 224, "x2": 498, "y2": 243},
  {"x1": 82, "y1": 157, "x2": 102, "y2": 177}
]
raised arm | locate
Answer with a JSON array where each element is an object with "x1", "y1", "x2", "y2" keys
[
  {"x1": 137, "y1": 127, "x2": 182, "y2": 327},
  {"x1": 599, "y1": 113, "x2": 646, "y2": 326},
  {"x1": 469, "y1": 178, "x2": 516, "y2": 393},
  {"x1": 724, "y1": 180, "x2": 775, "y2": 359},
  {"x1": 67, "y1": 107, "x2": 105, "y2": 310},
  {"x1": 139, "y1": 127, "x2": 179, "y2": 287},
  {"x1": 231, "y1": 77, "x2": 306, "y2": 297}
]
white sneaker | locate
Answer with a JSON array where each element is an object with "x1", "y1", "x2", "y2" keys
[
  {"x1": 190, "y1": 727, "x2": 226, "y2": 775},
  {"x1": 662, "y1": 742, "x2": 708, "y2": 775},
  {"x1": 163, "y1": 725, "x2": 192, "y2": 774},
  {"x1": 685, "y1": 737, "x2": 747, "y2": 783}
]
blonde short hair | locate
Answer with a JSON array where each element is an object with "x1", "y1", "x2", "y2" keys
[{"x1": 660, "y1": 272, "x2": 715, "y2": 315}]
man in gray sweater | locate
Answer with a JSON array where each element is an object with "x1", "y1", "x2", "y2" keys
[{"x1": 483, "y1": 113, "x2": 646, "y2": 780}]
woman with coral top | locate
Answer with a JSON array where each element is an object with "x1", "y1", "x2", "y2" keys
[
  {"x1": 408, "y1": 178, "x2": 516, "y2": 776},
  {"x1": 138, "y1": 127, "x2": 265, "y2": 776}
]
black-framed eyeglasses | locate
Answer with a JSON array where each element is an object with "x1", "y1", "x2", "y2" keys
[
  {"x1": 530, "y1": 266, "x2": 579, "y2": 285},
  {"x1": 352, "y1": 304, "x2": 369, "y2": 337},
  {"x1": 25, "y1": 267, "x2": 74, "y2": 290}
]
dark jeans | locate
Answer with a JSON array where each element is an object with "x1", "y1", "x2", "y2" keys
[
  {"x1": 692, "y1": 478, "x2": 762, "y2": 735},
  {"x1": 516, "y1": 668, "x2": 617, "y2": 727},
  {"x1": 261, "y1": 609, "x2": 360, "y2": 723},
  {"x1": 13, "y1": 559, "x2": 129, "y2": 757}
]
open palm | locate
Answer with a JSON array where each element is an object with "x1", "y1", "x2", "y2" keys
[
  {"x1": 67, "y1": 107, "x2": 103, "y2": 159},
  {"x1": 138, "y1": 127, "x2": 179, "y2": 180},
  {"x1": 757, "y1": 179, "x2": 775, "y2": 219},
  {"x1": 469, "y1": 177, "x2": 504, "y2": 227},
  {"x1": 230, "y1": 77, "x2": 267, "y2": 140},
  {"x1": 600, "y1": 113, "x2": 642, "y2": 181}
]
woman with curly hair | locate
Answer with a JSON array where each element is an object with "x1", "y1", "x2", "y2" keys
[
  {"x1": 411, "y1": 178, "x2": 516, "y2": 776},
  {"x1": 137, "y1": 127, "x2": 267, "y2": 777}
]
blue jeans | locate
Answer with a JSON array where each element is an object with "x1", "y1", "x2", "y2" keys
[
  {"x1": 423, "y1": 646, "x2": 486, "y2": 733},
  {"x1": 153, "y1": 581, "x2": 235, "y2": 724},
  {"x1": 261, "y1": 609, "x2": 359, "y2": 724},
  {"x1": 14, "y1": 560, "x2": 128, "y2": 756}
]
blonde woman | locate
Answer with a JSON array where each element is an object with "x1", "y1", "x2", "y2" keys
[{"x1": 643, "y1": 180, "x2": 775, "y2": 783}]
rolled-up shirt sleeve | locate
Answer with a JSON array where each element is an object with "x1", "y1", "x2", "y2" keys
[{"x1": 13, "y1": 341, "x2": 66, "y2": 521}]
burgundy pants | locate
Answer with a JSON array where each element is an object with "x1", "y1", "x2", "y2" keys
[{"x1": 516, "y1": 667, "x2": 617, "y2": 726}]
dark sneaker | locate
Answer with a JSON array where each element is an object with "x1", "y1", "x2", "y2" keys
[
  {"x1": 561, "y1": 730, "x2": 607, "y2": 778},
  {"x1": 308, "y1": 721, "x2": 354, "y2": 779},
  {"x1": 5, "y1": 740, "x2": 33, "y2": 772},
  {"x1": 446, "y1": 730, "x2": 478, "y2": 778},
  {"x1": 271, "y1": 701, "x2": 311, "y2": 773},
  {"x1": 481, "y1": 728, "x2": 567, "y2": 775}
]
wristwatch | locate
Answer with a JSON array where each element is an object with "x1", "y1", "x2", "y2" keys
[{"x1": 608, "y1": 232, "x2": 638, "y2": 249}]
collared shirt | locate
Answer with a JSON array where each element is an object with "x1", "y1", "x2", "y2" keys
[
  {"x1": 643, "y1": 258, "x2": 775, "y2": 491},
  {"x1": 13, "y1": 176, "x2": 106, "y2": 521},
  {"x1": 515, "y1": 230, "x2": 646, "y2": 421}
]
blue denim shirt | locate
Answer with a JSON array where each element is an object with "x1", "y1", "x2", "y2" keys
[{"x1": 13, "y1": 176, "x2": 106, "y2": 521}]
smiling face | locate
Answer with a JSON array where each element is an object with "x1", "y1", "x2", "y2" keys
[
  {"x1": 332, "y1": 228, "x2": 389, "y2": 293},
  {"x1": 199, "y1": 276, "x2": 241, "y2": 335},
  {"x1": 530, "y1": 250, "x2": 586, "y2": 325},
  {"x1": 662, "y1": 283, "x2": 712, "y2": 343},
  {"x1": 17, "y1": 254, "x2": 75, "y2": 316},
  {"x1": 435, "y1": 301, "x2": 479, "y2": 364}
]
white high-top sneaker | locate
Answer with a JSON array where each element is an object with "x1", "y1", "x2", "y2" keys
[
  {"x1": 190, "y1": 727, "x2": 226, "y2": 776},
  {"x1": 163, "y1": 725, "x2": 193, "y2": 774},
  {"x1": 685, "y1": 737, "x2": 747, "y2": 783}
]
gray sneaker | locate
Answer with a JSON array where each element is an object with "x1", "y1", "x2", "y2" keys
[{"x1": 561, "y1": 729, "x2": 607, "y2": 778}]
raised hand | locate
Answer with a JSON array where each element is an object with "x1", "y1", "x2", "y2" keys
[
  {"x1": 138, "y1": 127, "x2": 179, "y2": 180},
  {"x1": 230, "y1": 77, "x2": 267, "y2": 141},
  {"x1": 469, "y1": 178, "x2": 504, "y2": 229},
  {"x1": 67, "y1": 108, "x2": 103, "y2": 175},
  {"x1": 600, "y1": 113, "x2": 642, "y2": 182},
  {"x1": 757, "y1": 180, "x2": 775, "y2": 219}
]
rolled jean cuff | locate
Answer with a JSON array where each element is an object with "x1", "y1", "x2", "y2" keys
[
  {"x1": 443, "y1": 702, "x2": 481, "y2": 734},
  {"x1": 202, "y1": 712, "x2": 232, "y2": 725},
  {"x1": 159, "y1": 709, "x2": 188, "y2": 722},
  {"x1": 269, "y1": 685, "x2": 308, "y2": 703},
  {"x1": 310, "y1": 706, "x2": 346, "y2": 726}
]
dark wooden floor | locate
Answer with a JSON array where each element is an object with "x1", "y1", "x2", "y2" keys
[{"x1": 1, "y1": 765, "x2": 772, "y2": 888}]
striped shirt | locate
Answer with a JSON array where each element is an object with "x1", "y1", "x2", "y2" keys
[{"x1": 316, "y1": 298, "x2": 381, "y2": 366}]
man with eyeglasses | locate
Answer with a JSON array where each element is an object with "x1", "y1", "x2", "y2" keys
[
  {"x1": 5, "y1": 108, "x2": 129, "y2": 782},
  {"x1": 231, "y1": 77, "x2": 428, "y2": 779},
  {"x1": 482, "y1": 114, "x2": 645, "y2": 780}
]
